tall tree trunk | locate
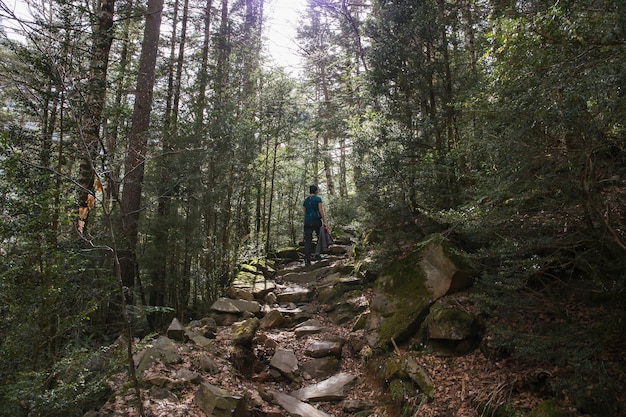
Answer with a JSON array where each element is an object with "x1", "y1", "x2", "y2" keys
[
  {"x1": 105, "y1": 0, "x2": 135, "y2": 207},
  {"x1": 120, "y1": 0, "x2": 165, "y2": 302},
  {"x1": 76, "y1": 0, "x2": 116, "y2": 235}
]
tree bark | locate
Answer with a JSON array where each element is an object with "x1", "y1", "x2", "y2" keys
[
  {"x1": 120, "y1": 0, "x2": 165, "y2": 301},
  {"x1": 76, "y1": 0, "x2": 116, "y2": 235}
]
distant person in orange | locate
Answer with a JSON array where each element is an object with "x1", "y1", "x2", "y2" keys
[{"x1": 302, "y1": 185, "x2": 326, "y2": 265}]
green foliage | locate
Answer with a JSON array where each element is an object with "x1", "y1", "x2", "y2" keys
[
  {"x1": 0, "y1": 125, "x2": 118, "y2": 416},
  {"x1": 1, "y1": 347, "x2": 114, "y2": 417}
]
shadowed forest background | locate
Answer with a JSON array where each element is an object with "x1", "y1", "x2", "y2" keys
[{"x1": 0, "y1": 0, "x2": 624, "y2": 416}]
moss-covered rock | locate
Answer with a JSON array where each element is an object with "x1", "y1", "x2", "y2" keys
[
  {"x1": 527, "y1": 399, "x2": 564, "y2": 417},
  {"x1": 366, "y1": 234, "x2": 474, "y2": 348},
  {"x1": 426, "y1": 298, "x2": 480, "y2": 341},
  {"x1": 383, "y1": 356, "x2": 434, "y2": 398},
  {"x1": 231, "y1": 317, "x2": 260, "y2": 347}
]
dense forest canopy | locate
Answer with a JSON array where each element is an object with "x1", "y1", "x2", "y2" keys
[{"x1": 0, "y1": 0, "x2": 624, "y2": 415}]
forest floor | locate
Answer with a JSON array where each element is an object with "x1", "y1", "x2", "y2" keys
[{"x1": 97, "y1": 247, "x2": 624, "y2": 417}]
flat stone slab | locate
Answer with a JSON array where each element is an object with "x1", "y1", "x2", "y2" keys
[
  {"x1": 294, "y1": 325, "x2": 325, "y2": 338},
  {"x1": 186, "y1": 329, "x2": 213, "y2": 349},
  {"x1": 277, "y1": 286, "x2": 312, "y2": 304},
  {"x1": 267, "y1": 390, "x2": 332, "y2": 417},
  {"x1": 305, "y1": 340, "x2": 345, "y2": 358},
  {"x1": 290, "y1": 373, "x2": 357, "y2": 402},
  {"x1": 300, "y1": 356, "x2": 340, "y2": 380},
  {"x1": 210, "y1": 297, "x2": 260, "y2": 314}
]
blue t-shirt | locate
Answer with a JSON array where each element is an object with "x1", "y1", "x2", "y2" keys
[{"x1": 303, "y1": 195, "x2": 322, "y2": 223}]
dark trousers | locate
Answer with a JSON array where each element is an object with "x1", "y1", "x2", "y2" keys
[{"x1": 303, "y1": 219, "x2": 322, "y2": 261}]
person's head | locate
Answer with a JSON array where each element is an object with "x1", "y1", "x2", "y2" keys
[{"x1": 309, "y1": 184, "x2": 318, "y2": 194}]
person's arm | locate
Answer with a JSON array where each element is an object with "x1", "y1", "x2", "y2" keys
[{"x1": 318, "y1": 202, "x2": 326, "y2": 225}]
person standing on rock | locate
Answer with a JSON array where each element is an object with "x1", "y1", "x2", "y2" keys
[{"x1": 303, "y1": 184, "x2": 326, "y2": 265}]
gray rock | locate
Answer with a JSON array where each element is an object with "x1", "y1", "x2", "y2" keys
[
  {"x1": 294, "y1": 325, "x2": 324, "y2": 338},
  {"x1": 328, "y1": 245, "x2": 348, "y2": 255},
  {"x1": 193, "y1": 383, "x2": 248, "y2": 417},
  {"x1": 266, "y1": 390, "x2": 332, "y2": 417},
  {"x1": 300, "y1": 356, "x2": 340, "y2": 380},
  {"x1": 295, "y1": 318, "x2": 322, "y2": 328},
  {"x1": 210, "y1": 297, "x2": 241, "y2": 314},
  {"x1": 276, "y1": 286, "x2": 312, "y2": 304},
  {"x1": 210, "y1": 297, "x2": 261, "y2": 314},
  {"x1": 269, "y1": 348, "x2": 299, "y2": 380},
  {"x1": 211, "y1": 312, "x2": 240, "y2": 326},
  {"x1": 166, "y1": 317, "x2": 186, "y2": 341},
  {"x1": 426, "y1": 302, "x2": 478, "y2": 341},
  {"x1": 342, "y1": 399, "x2": 374, "y2": 413},
  {"x1": 174, "y1": 368, "x2": 202, "y2": 383},
  {"x1": 264, "y1": 291, "x2": 278, "y2": 305},
  {"x1": 186, "y1": 329, "x2": 214, "y2": 349},
  {"x1": 260, "y1": 309, "x2": 285, "y2": 329},
  {"x1": 366, "y1": 236, "x2": 472, "y2": 348},
  {"x1": 226, "y1": 287, "x2": 255, "y2": 301},
  {"x1": 135, "y1": 336, "x2": 181, "y2": 372},
  {"x1": 281, "y1": 271, "x2": 320, "y2": 284},
  {"x1": 232, "y1": 317, "x2": 260, "y2": 347},
  {"x1": 144, "y1": 375, "x2": 179, "y2": 390},
  {"x1": 150, "y1": 386, "x2": 179, "y2": 402},
  {"x1": 290, "y1": 373, "x2": 357, "y2": 402},
  {"x1": 194, "y1": 353, "x2": 220, "y2": 374},
  {"x1": 304, "y1": 340, "x2": 344, "y2": 358},
  {"x1": 274, "y1": 248, "x2": 300, "y2": 260}
]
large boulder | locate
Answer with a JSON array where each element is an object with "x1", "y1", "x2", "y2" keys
[{"x1": 367, "y1": 234, "x2": 473, "y2": 348}]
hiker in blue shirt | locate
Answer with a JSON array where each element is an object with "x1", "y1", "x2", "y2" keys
[{"x1": 302, "y1": 184, "x2": 326, "y2": 265}]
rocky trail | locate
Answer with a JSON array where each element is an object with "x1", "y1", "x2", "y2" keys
[
  {"x1": 93, "y1": 235, "x2": 567, "y2": 417},
  {"x1": 96, "y1": 239, "x2": 389, "y2": 416}
]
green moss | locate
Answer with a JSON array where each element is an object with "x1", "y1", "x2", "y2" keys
[
  {"x1": 528, "y1": 399, "x2": 564, "y2": 417},
  {"x1": 233, "y1": 270, "x2": 258, "y2": 285},
  {"x1": 375, "y1": 249, "x2": 433, "y2": 346},
  {"x1": 239, "y1": 263, "x2": 258, "y2": 274},
  {"x1": 476, "y1": 401, "x2": 523, "y2": 417}
]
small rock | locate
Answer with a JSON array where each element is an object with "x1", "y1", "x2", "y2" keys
[
  {"x1": 232, "y1": 317, "x2": 260, "y2": 347},
  {"x1": 269, "y1": 348, "x2": 299, "y2": 381},
  {"x1": 174, "y1": 368, "x2": 201, "y2": 383},
  {"x1": 294, "y1": 325, "x2": 324, "y2": 338},
  {"x1": 277, "y1": 286, "x2": 312, "y2": 304},
  {"x1": 300, "y1": 356, "x2": 340, "y2": 380},
  {"x1": 342, "y1": 399, "x2": 374, "y2": 413},
  {"x1": 264, "y1": 291, "x2": 278, "y2": 305},
  {"x1": 150, "y1": 386, "x2": 179, "y2": 402},
  {"x1": 226, "y1": 287, "x2": 255, "y2": 301},
  {"x1": 166, "y1": 318, "x2": 186, "y2": 341},
  {"x1": 186, "y1": 329, "x2": 214, "y2": 349},
  {"x1": 266, "y1": 390, "x2": 332, "y2": 417},
  {"x1": 194, "y1": 383, "x2": 248, "y2": 417},
  {"x1": 260, "y1": 310, "x2": 285, "y2": 329},
  {"x1": 194, "y1": 353, "x2": 220, "y2": 374},
  {"x1": 304, "y1": 340, "x2": 345, "y2": 358}
]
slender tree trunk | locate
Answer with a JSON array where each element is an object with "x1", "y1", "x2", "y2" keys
[{"x1": 120, "y1": 0, "x2": 165, "y2": 302}]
